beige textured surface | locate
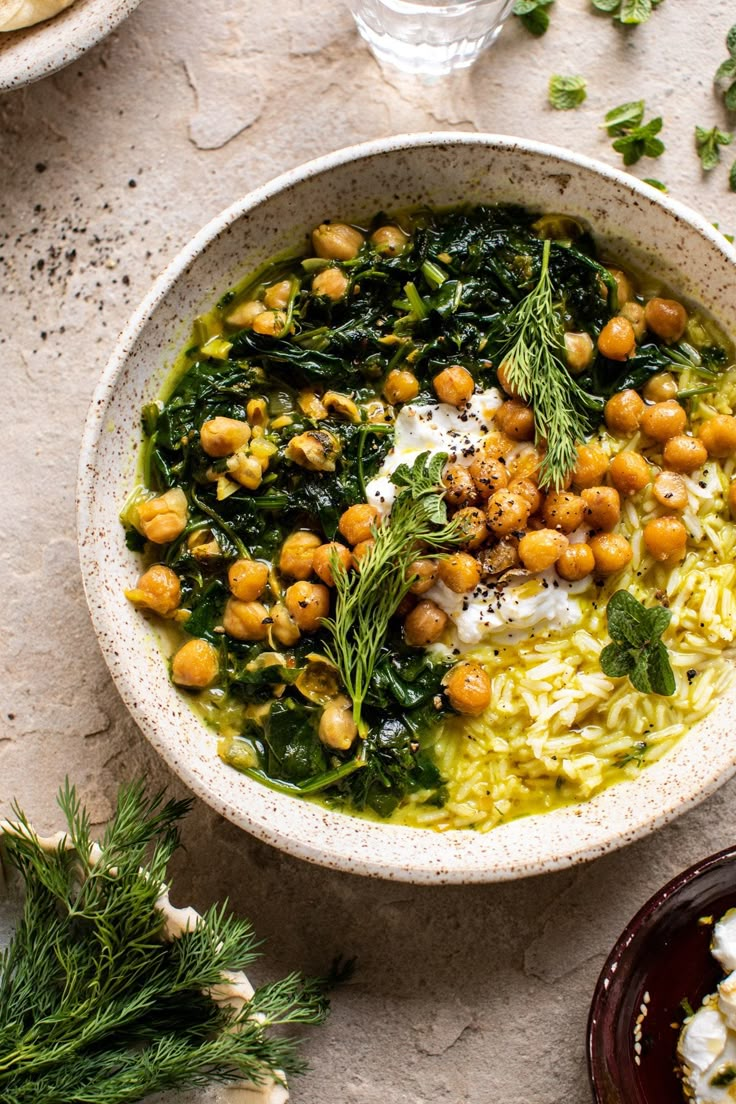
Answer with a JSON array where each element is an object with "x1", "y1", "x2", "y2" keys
[{"x1": 2, "y1": 1, "x2": 736, "y2": 1100}]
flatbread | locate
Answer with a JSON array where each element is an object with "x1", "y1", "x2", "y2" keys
[{"x1": 0, "y1": 0, "x2": 77, "y2": 32}]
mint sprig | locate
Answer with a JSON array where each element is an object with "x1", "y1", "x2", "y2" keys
[
  {"x1": 600, "y1": 590, "x2": 676, "y2": 696},
  {"x1": 602, "y1": 100, "x2": 665, "y2": 165},
  {"x1": 715, "y1": 24, "x2": 736, "y2": 111},
  {"x1": 695, "y1": 125, "x2": 733, "y2": 171},
  {"x1": 513, "y1": 0, "x2": 554, "y2": 35}
]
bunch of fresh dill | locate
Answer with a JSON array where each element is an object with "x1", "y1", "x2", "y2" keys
[{"x1": 0, "y1": 781, "x2": 328, "y2": 1104}]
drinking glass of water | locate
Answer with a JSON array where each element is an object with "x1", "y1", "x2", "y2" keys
[{"x1": 347, "y1": 0, "x2": 515, "y2": 77}]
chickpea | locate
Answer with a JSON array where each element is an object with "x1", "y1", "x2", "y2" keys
[
  {"x1": 225, "y1": 299, "x2": 266, "y2": 328},
  {"x1": 478, "y1": 538, "x2": 520, "y2": 578},
  {"x1": 252, "y1": 309, "x2": 286, "y2": 337},
  {"x1": 263, "y1": 279, "x2": 291, "y2": 310},
  {"x1": 433, "y1": 365, "x2": 475, "y2": 407},
  {"x1": 468, "y1": 453, "x2": 508, "y2": 500},
  {"x1": 408, "y1": 558, "x2": 438, "y2": 595},
  {"x1": 644, "y1": 297, "x2": 688, "y2": 344},
  {"x1": 556, "y1": 542, "x2": 595, "y2": 582},
  {"x1": 404, "y1": 600, "x2": 448, "y2": 646},
  {"x1": 581, "y1": 486, "x2": 621, "y2": 531},
  {"x1": 607, "y1": 266, "x2": 634, "y2": 307},
  {"x1": 339, "y1": 503, "x2": 379, "y2": 545},
  {"x1": 604, "y1": 389, "x2": 645, "y2": 436},
  {"x1": 589, "y1": 533, "x2": 633, "y2": 575},
  {"x1": 495, "y1": 399, "x2": 535, "y2": 442},
  {"x1": 270, "y1": 602, "x2": 301, "y2": 646},
  {"x1": 564, "y1": 331, "x2": 595, "y2": 375},
  {"x1": 370, "y1": 225, "x2": 408, "y2": 256},
  {"x1": 662, "y1": 435, "x2": 707, "y2": 474},
  {"x1": 443, "y1": 661, "x2": 491, "y2": 716},
  {"x1": 518, "y1": 529, "x2": 569, "y2": 572},
  {"x1": 171, "y1": 638, "x2": 219, "y2": 689},
  {"x1": 643, "y1": 371, "x2": 678, "y2": 403},
  {"x1": 620, "y1": 301, "x2": 646, "y2": 342},
  {"x1": 454, "y1": 506, "x2": 489, "y2": 550},
  {"x1": 496, "y1": 359, "x2": 521, "y2": 397},
  {"x1": 698, "y1": 414, "x2": 736, "y2": 458},
  {"x1": 383, "y1": 368, "x2": 419, "y2": 405},
  {"x1": 438, "y1": 551, "x2": 481, "y2": 594},
  {"x1": 279, "y1": 531, "x2": 321, "y2": 580},
  {"x1": 639, "y1": 400, "x2": 687, "y2": 443},
  {"x1": 486, "y1": 489, "x2": 530, "y2": 537},
  {"x1": 352, "y1": 538, "x2": 375, "y2": 564},
  {"x1": 729, "y1": 481, "x2": 736, "y2": 517},
  {"x1": 312, "y1": 222, "x2": 364, "y2": 261},
  {"x1": 542, "y1": 491, "x2": 585, "y2": 534},
  {"x1": 510, "y1": 478, "x2": 542, "y2": 516},
  {"x1": 643, "y1": 515, "x2": 688, "y2": 562},
  {"x1": 609, "y1": 451, "x2": 651, "y2": 495},
  {"x1": 223, "y1": 599, "x2": 270, "y2": 641},
  {"x1": 319, "y1": 696, "x2": 358, "y2": 750},
  {"x1": 285, "y1": 581, "x2": 330, "y2": 632},
  {"x1": 200, "y1": 416, "x2": 251, "y2": 458},
  {"x1": 228, "y1": 558, "x2": 269, "y2": 601},
  {"x1": 572, "y1": 443, "x2": 609, "y2": 489},
  {"x1": 138, "y1": 488, "x2": 188, "y2": 544},
  {"x1": 653, "y1": 471, "x2": 688, "y2": 511},
  {"x1": 312, "y1": 267, "x2": 348, "y2": 301},
  {"x1": 442, "y1": 462, "x2": 478, "y2": 507},
  {"x1": 126, "y1": 563, "x2": 181, "y2": 615},
  {"x1": 313, "y1": 542, "x2": 353, "y2": 587},
  {"x1": 598, "y1": 316, "x2": 636, "y2": 361}
]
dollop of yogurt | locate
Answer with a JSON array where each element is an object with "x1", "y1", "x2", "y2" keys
[{"x1": 679, "y1": 909, "x2": 736, "y2": 1102}]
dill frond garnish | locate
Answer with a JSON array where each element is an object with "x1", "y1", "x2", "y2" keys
[{"x1": 492, "y1": 237, "x2": 599, "y2": 489}]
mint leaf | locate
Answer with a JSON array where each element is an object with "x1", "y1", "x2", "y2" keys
[
  {"x1": 549, "y1": 75, "x2": 587, "y2": 110},
  {"x1": 646, "y1": 640, "x2": 676, "y2": 696},
  {"x1": 605, "y1": 104, "x2": 664, "y2": 165},
  {"x1": 715, "y1": 25, "x2": 736, "y2": 111},
  {"x1": 513, "y1": 0, "x2": 554, "y2": 35},
  {"x1": 643, "y1": 178, "x2": 667, "y2": 191},
  {"x1": 619, "y1": 0, "x2": 652, "y2": 24},
  {"x1": 604, "y1": 100, "x2": 645, "y2": 134},
  {"x1": 600, "y1": 643, "x2": 636, "y2": 678},
  {"x1": 696, "y1": 125, "x2": 733, "y2": 171},
  {"x1": 730, "y1": 161, "x2": 736, "y2": 191}
]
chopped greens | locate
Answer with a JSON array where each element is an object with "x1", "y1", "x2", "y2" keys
[
  {"x1": 600, "y1": 590, "x2": 676, "y2": 696},
  {"x1": 548, "y1": 75, "x2": 587, "y2": 111}
]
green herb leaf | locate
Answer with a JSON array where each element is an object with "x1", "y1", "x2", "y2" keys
[
  {"x1": 715, "y1": 25, "x2": 736, "y2": 111},
  {"x1": 730, "y1": 161, "x2": 736, "y2": 191},
  {"x1": 695, "y1": 125, "x2": 733, "y2": 171},
  {"x1": 600, "y1": 642, "x2": 636, "y2": 678},
  {"x1": 600, "y1": 590, "x2": 676, "y2": 696},
  {"x1": 603, "y1": 99, "x2": 645, "y2": 134},
  {"x1": 592, "y1": 0, "x2": 663, "y2": 23},
  {"x1": 549, "y1": 74, "x2": 587, "y2": 110},
  {"x1": 643, "y1": 177, "x2": 668, "y2": 191},
  {"x1": 513, "y1": 0, "x2": 554, "y2": 35}
]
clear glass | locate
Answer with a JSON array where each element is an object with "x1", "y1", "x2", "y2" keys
[{"x1": 346, "y1": 0, "x2": 515, "y2": 77}]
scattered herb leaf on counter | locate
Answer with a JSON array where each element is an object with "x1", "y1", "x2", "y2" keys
[
  {"x1": 695, "y1": 125, "x2": 733, "y2": 171},
  {"x1": 549, "y1": 75, "x2": 587, "y2": 110},
  {"x1": 513, "y1": 0, "x2": 554, "y2": 35},
  {"x1": 0, "y1": 781, "x2": 329, "y2": 1104},
  {"x1": 603, "y1": 100, "x2": 665, "y2": 165},
  {"x1": 591, "y1": 0, "x2": 664, "y2": 25},
  {"x1": 714, "y1": 24, "x2": 736, "y2": 112},
  {"x1": 600, "y1": 590, "x2": 676, "y2": 696},
  {"x1": 730, "y1": 162, "x2": 736, "y2": 192},
  {"x1": 643, "y1": 178, "x2": 668, "y2": 191}
]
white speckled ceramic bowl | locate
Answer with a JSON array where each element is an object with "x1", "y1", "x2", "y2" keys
[
  {"x1": 78, "y1": 133, "x2": 736, "y2": 883},
  {"x1": 0, "y1": 0, "x2": 142, "y2": 91}
]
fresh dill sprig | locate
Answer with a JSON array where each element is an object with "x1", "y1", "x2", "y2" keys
[
  {"x1": 0, "y1": 781, "x2": 328, "y2": 1104},
  {"x1": 489, "y1": 239, "x2": 599, "y2": 490},
  {"x1": 323, "y1": 452, "x2": 461, "y2": 737}
]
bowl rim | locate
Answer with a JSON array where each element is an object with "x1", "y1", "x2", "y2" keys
[{"x1": 77, "y1": 131, "x2": 736, "y2": 883}]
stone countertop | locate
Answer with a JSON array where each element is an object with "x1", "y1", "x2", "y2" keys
[{"x1": 2, "y1": 1, "x2": 736, "y2": 1101}]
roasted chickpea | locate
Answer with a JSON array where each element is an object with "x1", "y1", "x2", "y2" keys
[
  {"x1": 478, "y1": 538, "x2": 520, "y2": 578},
  {"x1": 312, "y1": 267, "x2": 349, "y2": 301},
  {"x1": 126, "y1": 564, "x2": 181, "y2": 615},
  {"x1": 443, "y1": 661, "x2": 491, "y2": 716},
  {"x1": 542, "y1": 491, "x2": 585, "y2": 534},
  {"x1": 643, "y1": 515, "x2": 688, "y2": 562},
  {"x1": 486, "y1": 489, "x2": 530, "y2": 537},
  {"x1": 352, "y1": 538, "x2": 375, "y2": 564},
  {"x1": 518, "y1": 529, "x2": 569, "y2": 572},
  {"x1": 312, "y1": 222, "x2": 364, "y2": 261},
  {"x1": 251, "y1": 309, "x2": 286, "y2": 337},
  {"x1": 598, "y1": 316, "x2": 636, "y2": 361},
  {"x1": 604, "y1": 389, "x2": 645, "y2": 436},
  {"x1": 639, "y1": 400, "x2": 687, "y2": 443},
  {"x1": 581, "y1": 485, "x2": 621, "y2": 531},
  {"x1": 319, "y1": 695, "x2": 358, "y2": 750},
  {"x1": 313, "y1": 542, "x2": 353, "y2": 587},
  {"x1": 370, "y1": 225, "x2": 408, "y2": 256},
  {"x1": 607, "y1": 266, "x2": 634, "y2": 306},
  {"x1": 644, "y1": 297, "x2": 688, "y2": 344},
  {"x1": 228, "y1": 558, "x2": 269, "y2": 601},
  {"x1": 433, "y1": 365, "x2": 475, "y2": 407},
  {"x1": 263, "y1": 279, "x2": 291, "y2": 310},
  {"x1": 137, "y1": 488, "x2": 188, "y2": 544},
  {"x1": 223, "y1": 598, "x2": 270, "y2": 641},
  {"x1": 496, "y1": 359, "x2": 520, "y2": 397},
  {"x1": 699, "y1": 414, "x2": 736, "y2": 458},
  {"x1": 653, "y1": 471, "x2": 688, "y2": 511},
  {"x1": 454, "y1": 506, "x2": 489, "y2": 550},
  {"x1": 285, "y1": 581, "x2": 330, "y2": 632},
  {"x1": 662, "y1": 435, "x2": 707, "y2": 474},
  {"x1": 270, "y1": 602, "x2": 301, "y2": 646},
  {"x1": 729, "y1": 481, "x2": 736, "y2": 517},
  {"x1": 468, "y1": 453, "x2": 508, "y2": 499},
  {"x1": 589, "y1": 533, "x2": 633, "y2": 575},
  {"x1": 383, "y1": 368, "x2": 419, "y2": 405},
  {"x1": 620, "y1": 301, "x2": 646, "y2": 342},
  {"x1": 643, "y1": 371, "x2": 678, "y2": 403},
  {"x1": 572, "y1": 443, "x2": 609, "y2": 489},
  {"x1": 408, "y1": 558, "x2": 439, "y2": 595},
  {"x1": 279, "y1": 531, "x2": 321, "y2": 580},
  {"x1": 510, "y1": 477, "x2": 543, "y2": 516},
  {"x1": 171, "y1": 639, "x2": 219, "y2": 689},
  {"x1": 442, "y1": 461, "x2": 477, "y2": 507},
  {"x1": 495, "y1": 399, "x2": 535, "y2": 442},
  {"x1": 404, "y1": 600, "x2": 448, "y2": 646},
  {"x1": 338, "y1": 503, "x2": 379, "y2": 545},
  {"x1": 609, "y1": 451, "x2": 651, "y2": 495},
  {"x1": 564, "y1": 331, "x2": 595, "y2": 375},
  {"x1": 438, "y1": 551, "x2": 481, "y2": 594},
  {"x1": 556, "y1": 542, "x2": 595, "y2": 582},
  {"x1": 225, "y1": 299, "x2": 266, "y2": 328}
]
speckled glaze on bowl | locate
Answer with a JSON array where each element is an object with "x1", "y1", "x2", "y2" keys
[
  {"x1": 77, "y1": 133, "x2": 736, "y2": 884},
  {"x1": 588, "y1": 846, "x2": 736, "y2": 1104},
  {"x1": 0, "y1": 0, "x2": 142, "y2": 91}
]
